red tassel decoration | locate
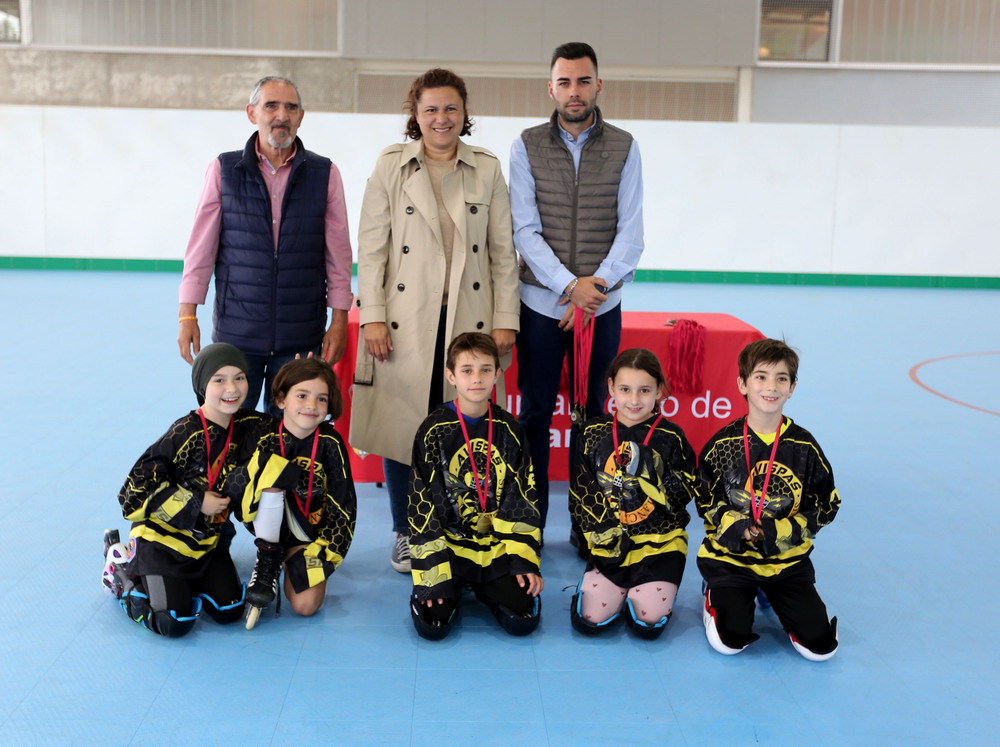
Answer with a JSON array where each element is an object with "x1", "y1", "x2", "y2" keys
[{"x1": 668, "y1": 319, "x2": 706, "y2": 395}]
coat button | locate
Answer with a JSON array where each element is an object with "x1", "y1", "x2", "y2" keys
[
  {"x1": 391, "y1": 321, "x2": 399, "y2": 329},
  {"x1": 472, "y1": 244, "x2": 479, "y2": 253},
  {"x1": 472, "y1": 282, "x2": 480, "y2": 290},
  {"x1": 469, "y1": 205, "x2": 478, "y2": 214},
  {"x1": 355, "y1": 298, "x2": 360, "y2": 307},
  {"x1": 406, "y1": 206, "x2": 414, "y2": 214},
  {"x1": 397, "y1": 283, "x2": 405, "y2": 292},
  {"x1": 402, "y1": 245, "x2": 409, "y2": 254},
  {"x1": 476, "y1": 321, "x2": 484, "y2": 329}
]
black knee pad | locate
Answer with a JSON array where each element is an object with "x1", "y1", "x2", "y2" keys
[
  {"x1": 569, "y1": 591, "x2": 621, "y2": 635},
  {"x1": 410, "y1": 597, "x2": 456, "y2": 641},
  {"x1": 624, "y1": 598, "x2": 670, "y2": 640},
  {"x1": 151, "y1": 601, "x2": 202, "y2": 638},
  {"x1": 199, "y1": 584, "x2": 246, "y2": 625},
  {"x1": 490, "y1": 595, "x2": 541, "y2": 636},
  {"x1": 121, "y1": 590, "x2": 201, "y2": 638}
]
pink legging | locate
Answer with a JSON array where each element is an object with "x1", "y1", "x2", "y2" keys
[{"x1": 579, "y1": 567, "x2": 678, "y2": 624}]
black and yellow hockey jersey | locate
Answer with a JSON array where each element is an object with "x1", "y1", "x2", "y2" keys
[
  {"x1": 570, "y1": 414, "x2": 698, "y2": 587},
  {"x1": 119, "y1": 408, "x2": 264, "y2": 578},
  {"x1": 227, "y1": 417, "x2": 357, "y2": 593},
  {"x1": 408, "y1": 403, "x2": 540, "y2": 603},
  {"x1": 697, "y1": 416, "x2": 840, "y2": 581}
]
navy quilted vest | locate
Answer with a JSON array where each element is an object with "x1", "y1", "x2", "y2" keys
[{"x1": 214, "y1": 134, "x2": 330, "y2": 356}]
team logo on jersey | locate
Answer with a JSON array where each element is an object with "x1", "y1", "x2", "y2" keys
[
  {"x1": 450, "y1": 439, "x2": 508, "y2": 494},
  {"x1": 734, "y1": 460, "x2": 803, "y2": 517},
  {"x1": 595, "y1": 441, "x2": 664, "y2": 525},
  {"x1": 291, "y1": 455, "x2": 327, "y2": 524},
  {"x1": 447, "y1": 438, "x2": 508, "y2": 531}
]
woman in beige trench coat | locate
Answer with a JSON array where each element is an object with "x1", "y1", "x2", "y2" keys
[{"x1": 349, "y1": 69, "x2": 520, "y2": 572}]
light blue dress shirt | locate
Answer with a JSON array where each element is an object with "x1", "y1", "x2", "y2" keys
[{"x1": 509, "y1": 117, "x2": 644, "y2": 320}]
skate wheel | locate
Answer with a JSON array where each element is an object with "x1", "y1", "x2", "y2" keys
[{"x1": 245, "y1": 605, "x2": 261, "y2": 630}]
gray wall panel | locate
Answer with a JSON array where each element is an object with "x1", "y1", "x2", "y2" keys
[
  {"x1": 341, "y1": 0, "x2": 757, "y2": 67},
  {"x1": 356, "y1": 0, "x2": 428, "y2": 60},
  {"x1": 657, "y1": 1, "x2": 758, "y2": 67},
  {"x1": 423, "y1": 0, "x2": 490, "y2": 62},
  {"x1": 483, "y1": 1, "x2": 545, "y2": 63},
  {"x1": 753, "y1": 68, "x2": 1000, "y2": 127},
  {"x1": 538, "y1": 0, "x2": 608, "y2": 65},
  {"x1": 600, "y1": 0, "x2": 662, "y2": 67},
  {"x1": 711, "y1": 1, "x2": 759, "y2": 66}
]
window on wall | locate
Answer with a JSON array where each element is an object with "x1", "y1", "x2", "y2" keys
[
  {"x1": 759, "y1": 0, "x2": 834, "y2": 61},
  {"x1": 0, "y1": 0, "x2": 20, "y2": 42}
]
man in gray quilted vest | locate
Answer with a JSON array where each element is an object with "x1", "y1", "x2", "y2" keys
[{"x1": 509, "y1": 42, "x2": 644, "y2": 543}]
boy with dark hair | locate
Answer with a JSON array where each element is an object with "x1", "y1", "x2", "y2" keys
[
  {"x1": 698, "y1": 338, "x2": 841, "y2": 660},
  {"x1": 408, "y1": 333, "x2": 542, "y2": 639}
]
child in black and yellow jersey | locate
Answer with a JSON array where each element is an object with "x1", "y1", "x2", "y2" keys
[
  {"x1": 569, "y1": 348, "x2": 699, "y2": 639},
  {"x1": 698, "y1": 338, "x2": 841, "y2": 660},
  {"x1": 408, "y1": 333, "x2": 542, "y2": 639},
  {"x1": 103, "y1": 343, "x2": 263, "y2": 638},
  {"x1": 227, "y1": 357, "x2": 357, "y2": 628}
]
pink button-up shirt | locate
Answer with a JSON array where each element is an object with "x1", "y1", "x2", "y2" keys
[{"x1": 178, "y1": 141, "x2": 353, "y2": 312}]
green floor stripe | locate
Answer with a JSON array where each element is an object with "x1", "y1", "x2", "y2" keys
[
  {"x1": 633, "y1": 269, "x2": 1000, "y2": 290},
  {"x1": 1, "y1": 257, "x2": 997, "y2": 289},
  {"x1": 0, "y1": 256, "x2": 185, "y2": 272}
]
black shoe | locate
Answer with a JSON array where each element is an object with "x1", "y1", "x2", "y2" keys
[{"x1": 246, "y1": 538, "x2": 283, "y2": 609}]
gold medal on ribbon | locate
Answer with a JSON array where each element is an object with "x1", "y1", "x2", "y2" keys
[
  {"x1": 570, "y1": 404, "x2": 586, "y2": 425},
  {"x1": 476, "y1": 512, "x2": 494, "y2": 534}
]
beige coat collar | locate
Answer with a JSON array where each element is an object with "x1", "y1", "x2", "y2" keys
[
  {"x1": 397, "y1": 139, "x2": 477, "y2": 253},
  {"x1": 396, "y1": 138, "x2": 479, "y2": 171}
]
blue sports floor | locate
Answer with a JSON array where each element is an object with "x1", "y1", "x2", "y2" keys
[{"x1": 1, "y1": 270, "x2": 998, "y2": 746}]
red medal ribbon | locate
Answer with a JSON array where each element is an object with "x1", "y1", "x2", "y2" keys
[
  {"x1": 742, "y1": 417, "x2": 782, "y2": 525},
  {"x1": 279, "y1": 422, "x2": 321, "y2": 518},
  {"x1": 455, "y1": 401, "x2": 493, "y2": 511},
  {"x1": 612, "y1": 413, "x2": 663, "y2": 473},
  {"x1": 196, "y1": 408, "x2": 234, "y2": 492},
  {"x1": 573, "y1": 306, "x2": 595, "y2": 418}
]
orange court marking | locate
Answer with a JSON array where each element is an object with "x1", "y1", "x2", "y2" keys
[{"x1": 908, "y1": 351, "x2": 1000, "y2": 417}]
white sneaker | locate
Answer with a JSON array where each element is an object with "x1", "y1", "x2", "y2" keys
[
  {"x1": 703, "y1": 588, "x2": 747, "y2": 655},
  {"x1": 391, "y1": 533, "x2": 411, "y2": 573}
]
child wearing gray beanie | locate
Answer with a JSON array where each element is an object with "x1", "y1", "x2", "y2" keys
[
  {"x1": 102, "y1": 343, "x2": 264, "y2": 639},
  {"x1": 192, "y1": 342, "x2": 250, "y2": 406}
]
